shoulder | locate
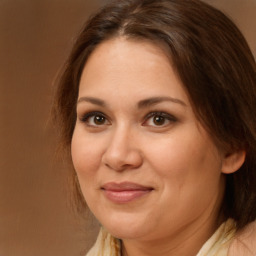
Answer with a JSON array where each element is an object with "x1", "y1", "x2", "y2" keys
[{"x1": 228, "y1": 221, "x2": 256, "y2": 256}]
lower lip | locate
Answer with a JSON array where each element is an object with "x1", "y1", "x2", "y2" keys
[{"x1": 102, "y1": 189, "x2": 152, "y2": 203}]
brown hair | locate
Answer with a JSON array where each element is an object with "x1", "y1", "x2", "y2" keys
[{"x1": 53, "y1": 0, "x2": 256, "y2": 230}]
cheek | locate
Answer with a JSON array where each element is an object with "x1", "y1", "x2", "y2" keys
[
  {"x1": 71, "y1": 128, "x2": 102, "y2": 180},
  {"x1": 146, "y1": 132, "x2": 223, "y2": 217},
  {"x1": 144, "y1": 127, "x2": 222, "y2": 190}
]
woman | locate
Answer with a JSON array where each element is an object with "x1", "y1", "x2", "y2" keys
[{"x1": 53, "y1": 0, "x2": 256, "y2": 255}]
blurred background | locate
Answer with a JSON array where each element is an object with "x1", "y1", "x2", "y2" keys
[{"x1": 0, "y1": 0, "x2": 255, "y2": 255}]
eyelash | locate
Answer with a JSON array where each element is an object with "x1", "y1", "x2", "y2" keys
[
  {"x1": 79, "y1": 111, "x2": 109, "y2": 126},
  {"x1": 79, "y1": 111, "x2": 177, "y2": 128},
  {"x1": 143, "y1": 111, "x2": 177, "y2": 127}
]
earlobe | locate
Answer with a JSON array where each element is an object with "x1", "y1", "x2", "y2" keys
[{"x1": 221, "y1": 150, "x2": 246, "y2": 174}]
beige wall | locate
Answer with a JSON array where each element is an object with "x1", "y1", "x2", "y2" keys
[{"x1": 0, "y1": 1, "x2": 255, "y2": 256}]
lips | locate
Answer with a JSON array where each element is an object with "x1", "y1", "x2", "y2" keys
[{"x1": 101, "y1": 182, "x2": 153, "y2": 203}]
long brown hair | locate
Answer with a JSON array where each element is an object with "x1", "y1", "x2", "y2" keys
[{"x1": 53, "y1": 0, "x2": 256, "y2": 230}]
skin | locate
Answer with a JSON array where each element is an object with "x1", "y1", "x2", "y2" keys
[{"x1": 71, "y1": 38, "x2": 245, "y2": 256}]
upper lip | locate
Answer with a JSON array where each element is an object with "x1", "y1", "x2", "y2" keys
[{"x1": 101, "y1": 182, "x2": 153, "y2": 192}]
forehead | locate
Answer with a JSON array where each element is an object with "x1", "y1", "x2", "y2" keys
[
  {"x1": 81, "y1": 37, "x2": 172, "y2": 79},
  {"x1": 79, "y1": 37, "x2": 188, "y2": 103}
]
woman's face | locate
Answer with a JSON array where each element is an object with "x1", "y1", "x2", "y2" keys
[{"x1": 71, "y1": 38, "x2": 226, "y2": 242}]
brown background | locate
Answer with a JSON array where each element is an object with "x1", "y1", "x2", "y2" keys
[{"x1": 0, "y1": 1, "x2": 255, "y2": 256}]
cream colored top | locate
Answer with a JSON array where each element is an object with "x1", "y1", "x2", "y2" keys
[{"x1": 86, "y1": 219, "x2": 256, "y2": 256}]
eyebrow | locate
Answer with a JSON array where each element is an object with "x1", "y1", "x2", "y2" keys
[
  {"x1": 137, "y1": 96, "x2": 187, "y2": 108},
  {"x1": 77, "y1": 96, "x2": 186, "y2": 108},
  {"x1": 77, "y1": 97, "x2": 106, "y2": 107}
]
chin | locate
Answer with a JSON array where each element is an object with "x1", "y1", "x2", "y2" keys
[
  {"x1": 105, "y1": 225, "x2": 149, "y2": 240},
  {"x1": 96, "y1": 212, "x2": 152, "y2": 240}
]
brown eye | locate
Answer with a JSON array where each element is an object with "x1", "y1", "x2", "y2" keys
[
  {"x1": 153, "y1": 115, "x2": 165, "y2": 126},
  {"x1": 94, "y1": 115, "x2": 106, "y2": 125},
  {"x1": 142, "y1": 111, "x2": 177, "y2": 127},
  {"x1": 80, "y1": 112, "x2": 110, "y2": 127}
]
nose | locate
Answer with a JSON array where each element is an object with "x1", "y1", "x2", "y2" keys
[{"x1": 102, "y1": 127, "x2": 143, "y2": 172}]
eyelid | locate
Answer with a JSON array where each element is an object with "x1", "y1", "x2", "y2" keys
[
  {"x1": 78, "y1": 110, "x2": 177, "y2": 127},
  {"x1": 79, "y1": 111, "x2": 111, "y2": 126},
  {"x1": 142, "y1": 111, "x2": 177, "y2": 126}
]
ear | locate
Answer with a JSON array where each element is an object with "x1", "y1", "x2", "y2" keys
[{"x1": 221, "y1": 150, "x2": 246, "y2": 174}]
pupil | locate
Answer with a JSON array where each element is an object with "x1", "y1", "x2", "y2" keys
[
  {"x1": 94, "y1": 115, "x2": 105, "y2": 124},
  {"x1": 154, "y1": 116, "x2": 165, "y2": 125}
]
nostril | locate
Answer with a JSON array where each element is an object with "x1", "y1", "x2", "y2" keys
[
  {"x1": 102, "y1": 148, "x2": 143, "y2": 172},
  {"x1": 104, "y1": 161, "x2": 137, "y2": 172},
  {"x1": 101, "y1": 130, "x2": 143, "y2": 171}
]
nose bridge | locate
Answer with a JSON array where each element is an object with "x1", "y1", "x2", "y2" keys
[
  {"x1": 110, "y1": 124, "x2": 131, "y2": 151},
  {"x1": 102, "y1": 123, "x2": 142, "y2": 171}
]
